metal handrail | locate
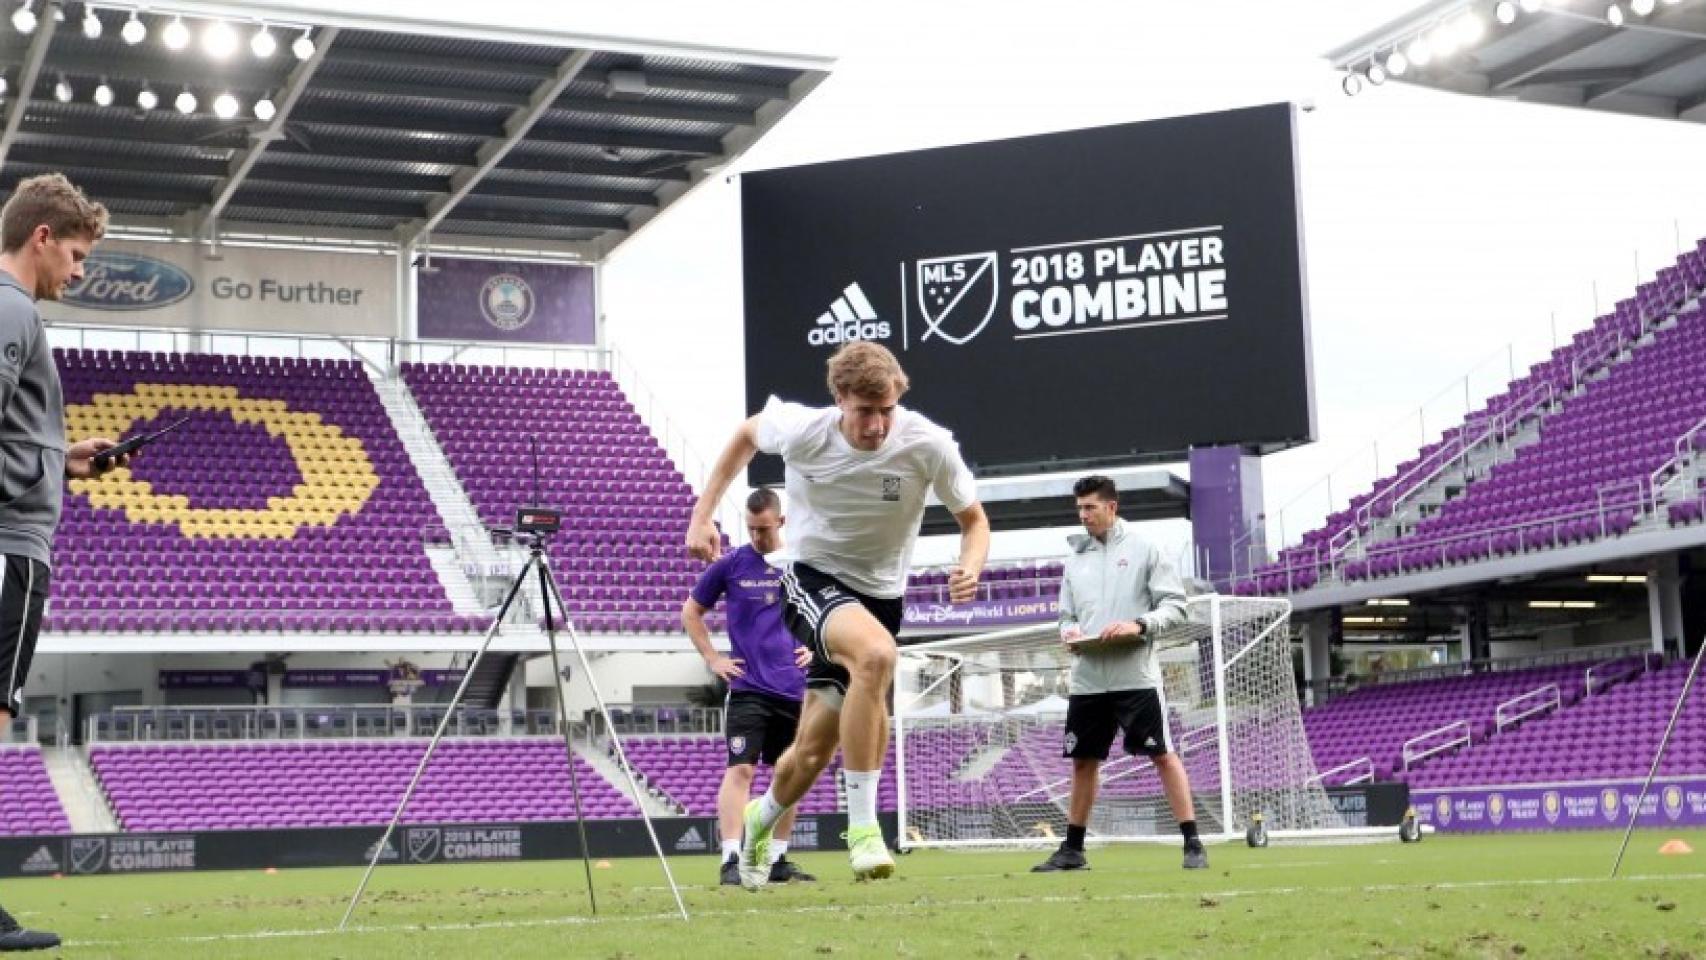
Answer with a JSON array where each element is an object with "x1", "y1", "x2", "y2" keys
[
  {"x1": 1585, "y1": 656, "x2": 1648, "y2": 698},
  {"x1": 1401, "y1": 720, "x2": 1471, "y2": 771},
  {"x1": 1305, "y1": 756, "x2": 1374, "y2": 788},
  {"x1": 1494, "y1": 684, "x2": 1561, "y2": 733}
]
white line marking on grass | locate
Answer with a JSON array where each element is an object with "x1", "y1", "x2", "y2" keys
[{"x1": 66, "y1": 872, "x2": 1706, "y2": 949}]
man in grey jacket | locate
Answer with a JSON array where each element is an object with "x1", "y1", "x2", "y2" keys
[
  {"x1": 0, "y1": 173, "x2": 128, "y2": 952},
  {"x1": 1032, "y1": 475, "x2": 1205, "y2": 873}
]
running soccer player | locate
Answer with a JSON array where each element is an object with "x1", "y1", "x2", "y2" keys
[
  {"x1": 682, "y1": 488, "x2": 816, "y2": 886},
  {"x1": 686, "y1": 342, "x2": 989, "y2": 887}
]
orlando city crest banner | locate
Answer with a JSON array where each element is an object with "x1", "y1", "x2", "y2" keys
[{"x1": 417, "y1": 258, "x2": 596, "y2": 345}]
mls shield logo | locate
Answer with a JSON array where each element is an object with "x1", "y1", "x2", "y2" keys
[
  {"x1": 915, "y1": 252, "x2": 999, "y2": 346},
  {"x1": 406, "y1": 828, "x2": 442, "y2": 864},
  {"x1": 881, "y1": 476, "x2": 902, "y2": 502},
  {"x1": 69, "y1": 837, "x2": 107, "y2": 875}
]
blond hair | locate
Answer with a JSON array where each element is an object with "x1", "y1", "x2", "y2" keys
[
  {"x1": 2, "y1": 173, "x2": 109, "y2": 253},
  {"x1": 826, "y1": 341, "x2": 909, "y2": 401}
]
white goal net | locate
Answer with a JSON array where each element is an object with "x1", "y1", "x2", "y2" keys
[{"x1": 894, "y1": 595, "x2": 1348, "y2": 848}]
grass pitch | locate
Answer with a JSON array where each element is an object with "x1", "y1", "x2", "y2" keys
[{"x1": 2, "y1": 830, "x2": 1702, "y2": 958}]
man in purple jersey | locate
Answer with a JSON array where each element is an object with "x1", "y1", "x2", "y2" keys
[{"x1": 683, "y1": 488, "x2": 816, "y2": 886}]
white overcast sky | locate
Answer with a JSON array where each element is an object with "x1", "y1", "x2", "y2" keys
[{"x1": 355, "y1": 0, "x2": 1706, "y2": 569}]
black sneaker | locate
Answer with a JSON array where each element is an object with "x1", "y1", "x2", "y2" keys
[
  {"x1": 768, "y1": 857, "x2": 816, "y2": 883},
  {"x1": 1031, "y1": 846, "x2": 1089, "y2": 872},
  {"x1": 1182, "y1": 843, "x2": 1209, "y2": 870},
  {"x1": 719, "y1": 856, "x2": 741, "y2": 887},
  {"x1": 0, "y1": 904, "x2": 59, "y2": 952}
]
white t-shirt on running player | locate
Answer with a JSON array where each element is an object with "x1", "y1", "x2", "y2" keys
[{"x1": 754, "y1": 396, "x2": 978, "y2": 600}]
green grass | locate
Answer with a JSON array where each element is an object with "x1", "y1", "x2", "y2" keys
[{"x1": 2, "y1": 830, "x2": 1704, "y2": 958}]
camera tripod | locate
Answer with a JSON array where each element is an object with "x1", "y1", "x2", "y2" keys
[{"x1": 340, "y1": 530, "x2": 690, "y2": 927}]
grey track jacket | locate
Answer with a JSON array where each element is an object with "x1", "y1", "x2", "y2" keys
[
  {"x1": 1057, "y1": 519, "x2": 1188, "y2": 694},
  {"x1": 0, "y1": 270, "x2": 66, "y2": 566}
]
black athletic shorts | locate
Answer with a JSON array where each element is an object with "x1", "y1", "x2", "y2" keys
[
  {"x1": 0, "y1": 555, "x2": 51, "y2": 718},
  {"x1": 723, "y1": 690, "x2": 803, "y2": 767},
  {"x1": 1062, "y1": 689, "x2": 1174, "y2": 761},
  {"x1": 779, "y1": 563, "x2": 903, "y2": 697}
]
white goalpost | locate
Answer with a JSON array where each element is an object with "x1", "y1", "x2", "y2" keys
[{"x1": 894, "y1": 595, "x2": 1385, "y2": 849}]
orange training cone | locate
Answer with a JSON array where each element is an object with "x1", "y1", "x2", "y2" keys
[{"x1": 1659, "y1": 840, "x2": 1694, "y2": 855}]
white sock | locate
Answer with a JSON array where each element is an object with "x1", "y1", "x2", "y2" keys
[
  {"x1": 756, "y1": 791, "x2": 788, "y2": 829},
  {"x1": 845, "y1": 769, "x2": 881, "y2": 829},
  {"x1": 770, "y1": 839, "x2": 789, "y2": 864},
  {"x1": 721, "y1": 839, "x2": 740, "y2": 860}
]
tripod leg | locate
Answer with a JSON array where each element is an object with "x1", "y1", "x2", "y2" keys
[
  {"x1": 1612, "y1": 640, "x2": 1706, "y2": 878},
  {"x1": 537, "y1": 558, "x2": 600, "y2": 917},
  {"x1": 339, "y1": 552, "x2": 539, "y2": 931},
  {"x1": 538, "y1": 556, "x2": 690, "y2": 921}
]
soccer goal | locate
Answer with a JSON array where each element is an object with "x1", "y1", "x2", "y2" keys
[{"x1": 894, "y1": 595, "x2": 1373, "y2": 849}]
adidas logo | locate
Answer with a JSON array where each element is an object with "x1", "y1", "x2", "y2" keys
[
  {"x1": 1144, "y1": 737, "x2": 1158, "y2": 749},
  {"x1": 22, "y1": 845, "x2": 59, "y2": 873},
  {"x1": 674, "y1": 826, "x2": 709, "y2": 852},
  {"x1": 807, "y1": 283, "x2": 891, "y2": 347},
  {"x1": 364, "y1": 838, "x2": 400, "y2": 862}
]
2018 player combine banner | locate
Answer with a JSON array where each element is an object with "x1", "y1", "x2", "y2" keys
[
  {"x1": 741, "y1": 103, "x2": 1315, "y2": 484},
  {"x1": 1411, "y1": 778, "x2": 1706, "y2": 832}
]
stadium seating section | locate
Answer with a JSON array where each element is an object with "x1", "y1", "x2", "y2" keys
[
  {"x1": 1240, "y1": 239, "x2": 1706, "y2": 595},
  {"x1": 48, "y1": 349, "x2": 481, "y2": 634},
  {"x1": 88, "y1": 740, "x2": 638, "y2": 831},
  {"x1": 0, "y1": 747, "x2": 71, "y2": 836}
]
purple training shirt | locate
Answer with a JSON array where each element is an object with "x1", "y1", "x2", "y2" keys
[{"x1": 690, "y1": 545, "x2": 805, "y2": 701}]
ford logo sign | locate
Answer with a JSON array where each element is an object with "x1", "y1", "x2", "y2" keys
[{"x1": 62, "y1": 252, "x2": 194, "y2": 311}]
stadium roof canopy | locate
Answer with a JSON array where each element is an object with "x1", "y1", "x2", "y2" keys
[
  {"x1": 0, "y1": 2, "x2": 831, "y2": 261},
  {"x1": 1327, "y1": 0, "x2": 1706, "y2": 128}
]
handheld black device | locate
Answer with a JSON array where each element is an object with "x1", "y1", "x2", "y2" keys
[{"x1": 92, "y1": 415, "x2": 191, "y2": 470}]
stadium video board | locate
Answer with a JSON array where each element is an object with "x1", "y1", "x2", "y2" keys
[{"x1": 741, "y1": 103, "x2": 1315, "y2": 484}]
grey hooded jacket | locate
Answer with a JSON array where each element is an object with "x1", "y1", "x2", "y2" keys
[
  {"x1": 0, "y1": 270, "x2": 66, "y2": 566},
  {"x1": 1058, "y1": 519, "x2": 1188, "y2": 694}
]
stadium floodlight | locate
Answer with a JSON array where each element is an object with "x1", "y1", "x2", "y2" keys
[
  {"x1": 253, "y1": 95, "x2": 276, "y2": 121},
  {"x1": 202, "y1": 19, "x2": 239, "y2": 59},
  {"x1": 1630, "y1": 0, "x2": 1655, "y2": 14},
  {"x1": 1606, "y1": 3, "x2": 1625, "y2": 25},
  {"x1": 93, "y1": 78, "x2": 113, "y2": 106},
  {"x1": 136, "y1": 84, "x2": 157, "y2": 110},
  {"x1": 121, "y1": 9, "x2": 144, "y2": 43},
  {"x1": 11, "y1": 2, "x2": 35, "y2": 34},
  {"x1": 1454, "y1": 12, "x2": 1486, "y2": 45},
  {"x1": 1386, "y1": 49, "x2": 1409, "y2": 77},
  {"x1": 250, "y1": 25, "x2": 276, "y2": 58},
  {"x1": 52, "y1": 74, "x2": 71, "y2": 103},
  {"x1": 1520, "y1": 0, "x2": 1545, "y2": 11},
  {"x1": 162, "y1": 15, "x2": 190, "y2": 50},
  {"x1": 0, "y1": 75, "x2": 8, "y2": 97},
  {"x1": 1341, "y1": 72, "x2": 1363, "y2": 96},
  {"x1": 1367, "y1": 61, "x2": 1388, "y2": 86},
  {"x1": 1495, "y1": 1, "x2": 1520, "y2": 24},
  {"x1": 213, "y1": 91, "x2": 238, "y2": 118},
  {"x1": 80, "y1": 4, "x2": 100, "y2": 38},
  {"x1": 175, "y1": 87, "x2": 196, "y2": 114},
  {"x1": 1408, "y1": 36, "x2": 1433, "y2": 67},
  {"x1": 292, "y1": 28, "x2": 314, "y2": 60},
  {"x1": 1429, "y1": 25, "x2": 1460, "y2": 57}
]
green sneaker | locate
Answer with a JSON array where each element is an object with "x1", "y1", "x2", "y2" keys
[
  {"x1": 739, "y1": 799, "x2": 776, "y2": 890},
  {"x1": 844, "y1": 825, "x2": 895, "y2": 881}
]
